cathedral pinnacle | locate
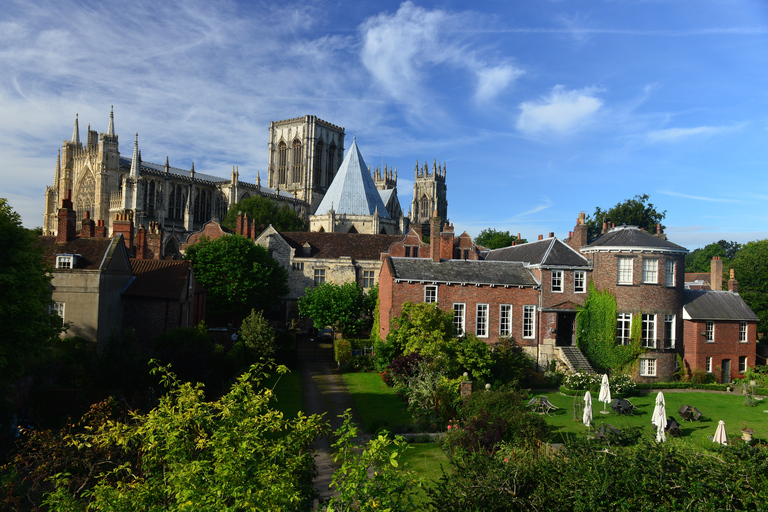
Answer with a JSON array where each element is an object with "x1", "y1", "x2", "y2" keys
[
  {"x1": 107, "y1": 106, "x2": 115, "y2": 136},
  {"x1": 71, "y1": 114, "x2": 80, "y2": 144},
  {"x1": 129, "y1": 133, "x2": 140, "y2": 179}
]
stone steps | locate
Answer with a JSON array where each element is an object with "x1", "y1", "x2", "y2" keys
[{"x1": 557, "y1": 346, "x2": 596, "y2": 374}]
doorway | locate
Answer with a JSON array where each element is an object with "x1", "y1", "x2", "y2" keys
[
  {"x1": 722, "y1": 359, "x2": 731, "y2": 384},
  {"x1": 555, "y1": 312, "x2": 576, "y2": 346}
]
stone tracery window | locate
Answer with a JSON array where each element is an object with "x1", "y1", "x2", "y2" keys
[
  {"x1": 278, "y1": 142, "x2": 287, "y2": 185},
  {"x1": 291, "y1": 139, "x2": 302, "y2": 183},
  {"x1": 314, "y1": 140, "x2": 324, "y2": 186},
  {"x1": 75, "y1": 171, "x2": 96, "y2": 229}
]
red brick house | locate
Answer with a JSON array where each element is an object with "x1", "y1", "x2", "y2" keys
[{"x1": 682, "y1": 287, "x2": 758, "y2": 383}]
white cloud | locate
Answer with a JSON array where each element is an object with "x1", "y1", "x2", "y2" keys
[
  {"x1": 516, "y1": 85, "x2": 603, "y2": 134},
  {"x1": 647, "y1": 125, "x2": 733, "y2": 143},
  {"x1": 475, "y1": 65, "x2": 523, "y2": 103},
  {"x1": 659, "y1": 190, "x2": 740, "y2": 203}
]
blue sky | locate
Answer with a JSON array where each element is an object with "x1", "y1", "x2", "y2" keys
[{"x1": 2, "y1": 0, "x2": 768, "y2": 249}]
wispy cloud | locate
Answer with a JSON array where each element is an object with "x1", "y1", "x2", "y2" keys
[
  {"x1": 659, "y1": 190, "x2": 740, "y2": 203},
  {"x1": 516, "y1": 85, "x2": 603, "y2": 135},
  {"x1": 647, "y1": 125, "x2": 736, "y2": 143}
]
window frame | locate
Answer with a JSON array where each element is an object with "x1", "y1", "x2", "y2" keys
[
  {"x1": 499, "y1": 304, "x2": 512, "y2": 337},
  {"x1": 424, "y1": 285, "x2": 437, "y2": 304},
  {"x1": 362, "y1": 270, "x2": 375, "y2": 288},
  {"x1": 574, "y1": 270, "x2": 586, "y2": 293},
  {"x1": 739, "y1": 322, "x2": 748, "y2": 343},
  {"x1": 642, "y1": 258, "x2": 658, "y2": 284},
  {"x1": 476, "y1": 303, "x2": 489, "y2": 338},
  {"x1": 739, "y1": 356, "x2": 748, "y2": 373},
  {"x1": 617, "y1": 313, "x2": 632, "y2": 346},
  {"x1": 706, "y1": 356, "x2": 713, "y2": 373},
  {"x1": 313, "y1": 268, "x2": 326, "y2": 286},
  {"x1": 618, "y1": 257, "x2": 633, "y2": 285},
  {"x1": 49, "y1": 301, "x2": 64, "y2": 319},
  {"x1": 523, "y1": 305, "x2": 535, "y2": 339},
  {"x1": 551, "y1": 270, "x2": 563, "y2": 293},
  {"x1": 641, "y1": 313, "x2": 656, "y2": 349},
  {"x1": 664, "y1": 314, "x2": 676, "y2": 349},
  {"x1": 665, "y1": 259, "x2": 675, "y2": 287},
  {"x1": 453, "y1": 303, "x2": 466, "y2": 336},
  {"x1": 705, "y1": 321, "x2": 715, "y2": 343},
  {"x1": 56, "y1": 255, "x2": 74, "y2": 269},
  {"x1": 639, "y1": 358, "x2": 657, "y2": 377}
]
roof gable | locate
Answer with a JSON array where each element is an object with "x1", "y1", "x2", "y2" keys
[
  {"x1": 125, "y1": 259, "x2": 191, "y2": 299},
  {"x1": 584, "y1": 226, "x2": 687, "y2": 253},
  {"x1": 389, "y1": 258, "x2": 538, "y2": 287},
  {"x1": 484, "y1": 237, "x2": 589, "y2": 267},
  {"x1": 683, "y1": 289, "x2": 758, "y2": 321},
  {"x1": 38, "y1": 235, "x2": 123, "y2": 270},
  {"x1": 277, "y1": 231, "x2": 404, "y2": 260}
]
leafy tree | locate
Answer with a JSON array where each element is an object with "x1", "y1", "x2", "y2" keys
[
  {"x1": 585, "y1": 193, "x2": 666, "y2": 240},
  {"x1": 41, "y1": 363, "x2": 327, "y2": 511},
  {"x1": 685, "y1": 239, "x2": 742, "y2": 273},
  {"x1": 222, "y1": 196, "x2": 307, "y2": 232},
  {"x1": 730, "y1": 240, "x2": 768, "y2": 333},
  {"x1": 239, "y1": 308, "x2": 277, "y2": 359},
  {"x1": 474, "y1": 229, "x2": 526, "y2": 249},
  {"x1": 387, "y1": 302, "x2": 456, "y2": 361},
  {"x1": 298, "y1": 282, "x2": 376, "y2": 337},
  {"x1": 0, "y1": 198, "x2": 64, "y2": 382},
  {"x1": 185, "y1": 234, "x2": 288, "y2": 325}
]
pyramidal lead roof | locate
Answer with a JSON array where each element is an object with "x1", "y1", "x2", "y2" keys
[{"x1": 314, "y1": 138, "x2": 391, "y2": 218}]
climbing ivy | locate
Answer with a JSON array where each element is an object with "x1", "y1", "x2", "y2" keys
[{"x1": 576, "y1": 281, "x2": 643, "y2": 372}]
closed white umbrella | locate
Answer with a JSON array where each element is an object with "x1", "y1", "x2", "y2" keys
[
  {"x1": 583, "y1": 391, "x2": 593, "y2": 427},
  {"x1": 713, "y1": 420, "x2": 728, "y2": 446},
  {"x1": 651, "y1": 392, "x2": 667, "y2": 443},
  {"x1": 598, "y1": 374, "x2": 611, "y2": 413}
]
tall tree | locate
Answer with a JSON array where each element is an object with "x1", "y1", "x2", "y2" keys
[
  {"x1": 730, "y1": 240, "x2": 768, "y2": 333},
  {"x1": 184, "y1": 234, "x2": 288, "y2": 325},
  {"x1": 585, "y1": 194, "x2": 666, "y2": 240},
  {"x1": 0, "y1": 199, "x2": 63, "y2": 382},
  {"x1": 685, "y1": 240, "x2": 742, "y2": 273},
  {"x1": 222, "y1": 196, "x2": 306, "y2": 233},
  {"x1": 474, "y1": 229, "x2": 526, "y2": 249},
  {"x1": 298, "y1": 282, "x2": 376, "y2": 337}
]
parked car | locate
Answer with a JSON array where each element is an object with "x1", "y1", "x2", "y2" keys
[{"x1": 316, "y1": 328, "x2": 333, "y2": 342}]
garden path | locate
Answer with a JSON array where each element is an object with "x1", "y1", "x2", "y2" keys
[{"x1": 298, "y1": 338, "x2": 366, "y2": 507}]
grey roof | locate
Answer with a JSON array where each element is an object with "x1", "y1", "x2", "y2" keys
[
  {"x1": 483, "y1": 237, "x2": 590, "y2": 267},
  {"x1": 121, "y1": 156, "x2": 229, "y2": 183},
  {"x1": 314, "y1": 139, "x2": 391, "y2": 218},
  {"x1": 683, "y1": 290, "x2": 759, "y2": 321},
  {"x1": 379, "y1": 189, "x2": 395, "y2": 207},
  {"x1": 389, "y1": 258, "x2": 539, "y2": 287},
  {"x1": 583, "y1": 225, "x2": 687, "y2": 253}
]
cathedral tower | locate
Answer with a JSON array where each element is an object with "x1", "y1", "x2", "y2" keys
[
  {"x1": 266, "y1": 115, "x2": 345, "y2": 215},
  {"x1": 410, "y1": 159, "x2": 448, "y2": 236}
]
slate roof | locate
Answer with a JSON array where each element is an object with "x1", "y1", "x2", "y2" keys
[
  {"x1": 584, "y1": 225, "x2": 687, "y2": 253},
  {"x1": 483, "y1": 237, "x2": 590, "y2": 267},
  {"x1": 314, "y1": 139, "x2": 391, "y2": 218},
  {"x1": 278, "y1": 231, "x2": 404, "y2": 260},
  {"x1": 683, "y1": 290, "x2": 758, "y2": 321},
  {"x1": 125, "y1": 259, "x2": 191, "y2": 299},
  {"x1": 38, "y1": 236, "x2": 116, "y2": 270},
  {"x1": 389, "y1": 258, "x2": 539, "y2": 287}
]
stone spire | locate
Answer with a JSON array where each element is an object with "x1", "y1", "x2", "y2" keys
[
  {"x1": 71, "y1": 114, "x2": 80, "y2": 144},
  {"x1": 165, "y1": 156, "x2": 170, "y2": 173},
  {"x1": 54, "y1": 149, "x2": 61, "y2": 185},
  {"x1": 130, "y1": 133, "x2": 140, "y2": 179},
  {"x1": 107, "y1": 105, "x2": 115, "y2": 136}
]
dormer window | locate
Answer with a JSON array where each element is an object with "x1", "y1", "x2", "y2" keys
[{"x1": 56, "y1": 254, "x2": 78, "y2": 269}]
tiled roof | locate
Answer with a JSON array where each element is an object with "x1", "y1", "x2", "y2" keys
[
  {"x1": 484, "y1": 238, "x2": 589, "y2": 267},
  {"x1": 38, "y1": 236, "x2": 115, "y2": 270},
  {"x1": 125, "y1": 259, "x2": 191, "y2": 299},
  {"x1": 314, "y1": 139, "x2": 391, "y2": 218},
  {"x1": 683, "y1": 290, "x2": 758, "y2": 321},
  {"x1": 584, "y1": 226, "x2": 687, "y2": 253},
  {"x1": 279, "y1": 231, "x2": 404, "y2": 260},
  {"x1": 389, "y1": 258, "x2": 538, "y2": 287}
]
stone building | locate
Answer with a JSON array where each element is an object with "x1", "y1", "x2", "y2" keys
[{"x1": 409, "y1": 159, "x2": 447, "y2": 236}]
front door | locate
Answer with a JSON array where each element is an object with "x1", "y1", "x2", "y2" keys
[
  {"x1": 556, "y1": 312, "x2": 576, "y2": 346},
  {"x1": 722, "y1": 359, "x2": 731, "y2": 384}
]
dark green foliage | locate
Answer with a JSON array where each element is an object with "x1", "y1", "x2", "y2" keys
[
  {"x1": 347, "y1": 355, "x2": 375, "y2": 372},
  {"x1": 473, "y1": 228, "x2": 526, "y2": 249},
  {"x1": 154, "y1": 325, "x2": 217, "y2": 384},
  {"x1": 576, "y1": 282, "x2": 641, "y2": 372},
  {"x1": 490, "y1": 336, "x2": 532, "y2": 386},
  {"x1": 238, "y1": 309, "x2": 277, "y2": 360},
  {"x1": 730, "y1": 240, "x2": 768, "y2": 333},
  {"x1": 0, "y1": 198, "x2": 64, "y2": 383},
  {"x1": 585, "y1": 193, "x2": 666, "y2": 240},
  {"x1": 334, "y1": 338, "x2": 352, "y2": 364},
  {"x1": 387, "y1": 352, "x2": 431, "y2": 383},
  {"x1": 386, "y1": 302, "x2": 456, "y2": 360},
  {"x1": 222, "y1": 195, "x2": 307, "y2": 232},
  {"x1": 299, "y1": 282, "x2": 376, "y2": 337},
  {"x1": 184, "y1": 234, "x2": 289, "y2": 324}
]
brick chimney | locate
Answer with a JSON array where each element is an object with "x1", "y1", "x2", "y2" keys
[
  {"x1": 112, "y1": 213, "x2": 134, "y2": 253},
  {"x1": 135, "y1": 225, "x2": 147, "y2": 259},
  {"x1": 440, "y1": 223, "x2": 454, "y2": 260},
  {"x1": 145, "y1": 222, "x2": 164, "y2": 259},
  {"x1": 80, "y1": 210, "x2": 95, "y2": 237},
  {"x1": 728, "y1": 268, "x2": 739, "y2": 293},
  {"x1": 655, "y1": 223, "x2": 667, "y2": 240},
  {"x1": 711, "y1": 257, "x2": 723, "y2": 291},
  {"x1": 236, "y1": 211, "x2": 252, "y2": 238},
  {"x1": 94, "y1": 220, "x2": 108, "y2": 238},
  {"x1": 430, "y1": 211, "x2": 442, "y2": 262},
  {"x1": 56, "y1": 190, "x2": 76, "y2": 243},
  {"x1": 569, "y1": 212, "x2": 588, "y2": 251},
  {"x1": 538, "y1": 234, "x2": 543, "y2": 241}
]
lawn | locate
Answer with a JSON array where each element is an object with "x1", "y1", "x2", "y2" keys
[
  {"x1": 534, "y1": 390, "x2": 768, "y2": 446},
  {"x1": 342, "y1": 372, "x2": 413, "y2": 433},
  {"x1": 262, "y1": 368, "x2": 303, "y2": 418}
]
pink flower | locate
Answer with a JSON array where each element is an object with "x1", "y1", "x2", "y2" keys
[
  {"x1": 447, "y1": 425, "x2": 452, "y2": 429},
  {"x1": 504, "y1": 458, "x2": 509, "y2": 463}
]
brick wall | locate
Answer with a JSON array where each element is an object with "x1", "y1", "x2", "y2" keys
[{"x1": 683, "y1": 318, "x2": 757, "y2": 382}]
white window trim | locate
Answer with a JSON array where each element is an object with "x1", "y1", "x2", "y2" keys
[
  {"x1": 642, "y1": 314, "x2": 656, "y2": 349},
  {"x1": 739, "y1": 322, "x2": 748, "y2": 343},
  {"x1": 424, "y1": 285, "x2": 437, "y2": 304},
  {"x1": 574, "y1": 271, "x2": 586, "y2": 293},
  {"x1": 476, "y1": 303, "x2": 489, "y2": 338},
  {"x1": 49, "y1": 301, "x2": 64, "y2": 319},
  {"x1": 617, "y1": 313, "x2": 632, "y2": 346},
  {"x1": 313, "y1": 268, "x2": 326, "y2": 286},
  {"x1": 706, "y1": 356, "x2": 713, "y2": 373},
  {"x1": 665, "y1": 259, "x2": 675, "y2": 287},
  {"x1": 523, "y1": 305, "x2": 536, "y2": 339},
  {"x1": 499, "y1": 304, "x2": 512, "y2": 337},
  {"x1": 664, "y1": 314, "x2": 676, "y2": 349},
  {"x1": 642, "y1": 258, "x2": 658, "y2": 284},
  {"x1": 453, "y1": 303, "x2": 466, "y2": 336},
  {"x1": 551, "y1": 270, "x2": 563, "y2": 293},
  {"x1": 639, "y1": 358, "x2": 657, "y2": 377},
  {"x1": 739, "y1": 356, "x2": 748, "y2": 373},
  {"x1": 56, "y1": 254, "x2": 74, "y2": 269},
  {"x1": 705, "y1": 321, "x2": 715, "y2": 343},
  {"x1": 618, "y1": 257, "x2": 633, "y2": 285}
]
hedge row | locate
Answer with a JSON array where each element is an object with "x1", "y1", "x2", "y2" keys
[{"x1": 562, "y1": 381, "x2": 768, "y2": 396}]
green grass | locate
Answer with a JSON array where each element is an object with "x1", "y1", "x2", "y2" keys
[
  {"x1": 401, "y1": 442, "x2": 452, "y2": 507},
  {"x1": 262, "y1": 369, "x2": 303, "y2": 418},
  {"x1": 342, "y1": 372, "x2": 413, "y2": 433},
  {"x1": 535, "y1": 390, "x2": 768, "y2": 446}
]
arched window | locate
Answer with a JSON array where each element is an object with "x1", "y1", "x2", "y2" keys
[
  {"x1": 328, "y1": 144, "x2": 336, "y2": 180},
  {"x1": 215, "y1": 192, "x2": 228, "y2": 220},
  {"x1": 240, "y1": 192, "x2": 250, "y2": 200},
  {"x1": 420, "y1": 195, "x2": 429, "y2": 220},
  {"x1": 194, "y1": 189, "x2": 211, "y2": 223},
  {"x1": 291, "y1": 139, "x2": 302, "y2": 183},
  {"x1": 146, "y1": 181, "x2": 155, "y2": 217},
  {"x1": 168, "y1": 184, "x2": 185, "y2": 220},
  {"x1": 278, "y1": 142, "x2": 287, "y2": 185},
  {"x1": 314, "y1": 140, "x2": 324, "y2": 186}
]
